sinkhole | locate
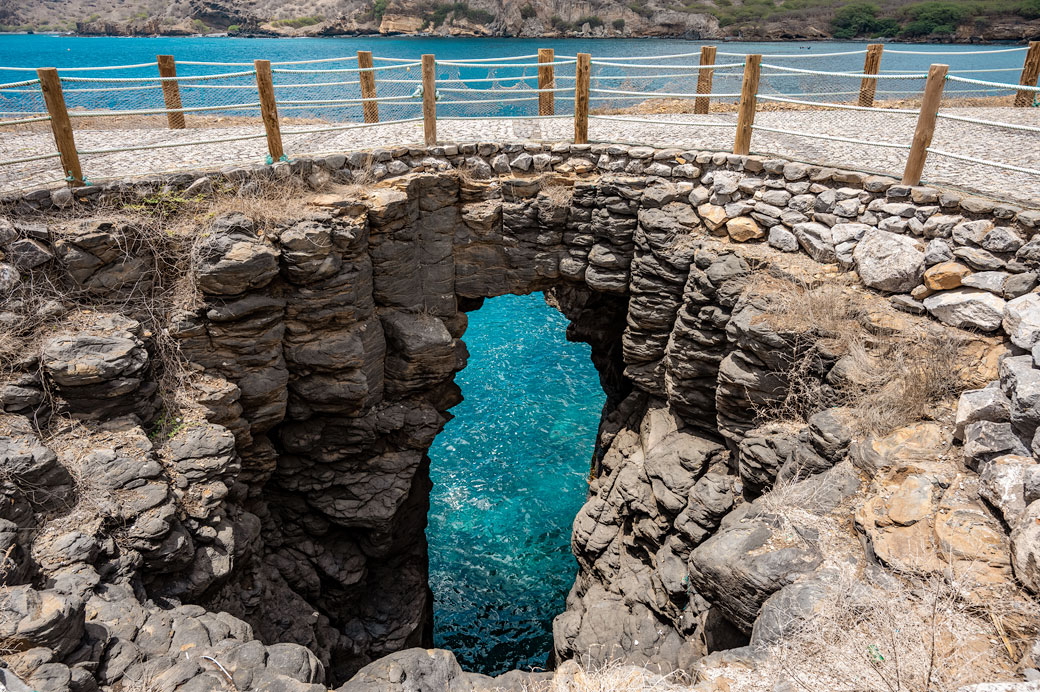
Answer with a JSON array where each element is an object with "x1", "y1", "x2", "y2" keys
[{"x1": 427, "y1": 292, "x2": 605, "y2": 675}]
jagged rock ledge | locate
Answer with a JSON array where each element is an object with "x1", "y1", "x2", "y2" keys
[{"x1": 1, "y1": 143, "x2": 1040, "y2": 691}]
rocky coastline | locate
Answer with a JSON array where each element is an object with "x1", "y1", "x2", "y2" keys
[{"x1": 1, "y1": 142, "x2": 1040, "y2": 691}]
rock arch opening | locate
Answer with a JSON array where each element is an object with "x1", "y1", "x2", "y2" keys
[{"x1": 427, "y1": 291, "x2": 604, "y2": 674}]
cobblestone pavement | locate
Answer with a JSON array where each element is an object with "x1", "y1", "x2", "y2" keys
[{"x1": 1, "y1": 107, "x2": 1037, "y2": 204}]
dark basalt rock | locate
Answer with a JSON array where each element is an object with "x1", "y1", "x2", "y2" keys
[{"x1": 1, "y1": 154, "x2": 1036, "y2": 691}]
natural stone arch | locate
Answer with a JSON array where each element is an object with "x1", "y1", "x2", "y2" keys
[{"x1": 3, "y1": 142, "x2": 1040, "y2": 691}]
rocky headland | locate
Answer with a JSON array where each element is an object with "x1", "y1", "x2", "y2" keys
[{"x1": 1, "y1": 142, "x2": 1040, "y2": 691}]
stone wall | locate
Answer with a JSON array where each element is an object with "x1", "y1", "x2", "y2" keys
[{"x1": 2, "y1": 143, "x2": 1040, "y2": 691}]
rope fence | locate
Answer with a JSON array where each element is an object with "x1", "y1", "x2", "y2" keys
[{"x1": 0, "y1": 41, "x2": 1036, "y2": 192}]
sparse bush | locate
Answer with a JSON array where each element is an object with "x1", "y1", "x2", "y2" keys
[
  {"x1": 520, "y1": 3, "x2": 537, "y2": 19},
  {"x1": 613, "y1": 18, "x2": 625, "y2": 29},
  {"x1": 831, "y1": 2, "x2": 884, "y2": 38},
  {"x1": 746, "y1": 274, "x2": 986, "y2": 435},
  {"x1": 272, "y1": 14, "x2": 324, "y2": 28}
]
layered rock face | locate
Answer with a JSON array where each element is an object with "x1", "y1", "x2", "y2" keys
[{"x1": 2, "y1": 144, "x2": 1040, "y2": 691}]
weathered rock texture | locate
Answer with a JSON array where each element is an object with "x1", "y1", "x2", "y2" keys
[{"x1": 2, "y1": 143, "x2": 1040, "y2": 691}]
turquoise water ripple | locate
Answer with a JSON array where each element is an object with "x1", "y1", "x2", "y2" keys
[{"x1": 427, "y1": 292, "x2": 604, "y2": 675}]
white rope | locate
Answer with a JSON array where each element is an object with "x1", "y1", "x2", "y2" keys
[
  {"x1": 437, "y1": 96, "x2": 540, "y2": 105},
  {"x1": 757, "y1": 95, "x2": 919, "y2": 114},
  {"x1": 273, "y1": 62, "x2": 421, "y2": 74},
  {"x1": 438, "y1": 86, "x2": 570, "y2": 94},
  {"x1": 68, "y1": 102, "x2": 262, "y2": 117},
  {"x1": 926, "y1": 148, "x2": 1040, "y2": 175},
  {"x1": 592, "y1": 72, "x2": 708, "y2": 80},
  {"x1": 372, "y1": 57, "x2": 421, "y2": 63},
  {"x1": 947, "y1": 75, "x2": 1040, "y2": 92},
  {"x1": 277, "y1": 95, "x2": 414, "y2": 105},
  {"x1": 0, "y1": 78, "x2": 41, "y2": 89},
  {"x1": 436, "y1": 59, "x2": 576, "y2": 68},
  {"x1": 945, "y1": 67, "x2": 1022, "y2": 74},
  {"x1": 281, "y1": 116, "x2": 423, "y2": 136},
  {"x1": 433, "y1": 54, "x2": 539, "y2": 63},
  {"x1": 590, "y1": 115, "x2": 737, "y2": 127},
  {"x1": 439, "y1": 114, "x2": 570, "y2": 121},
  {"x1": 0, "y1": 115, "x2": 51, "y2": 125},
  {"x1": 0, "y1": 151, "x2": 62, "y2": 165},
  {"x1": 934, "y1": 112, "x2": 1040, "y2": 133},
  {"x1": 61, "y1": 70, "x2": 255, "y2": 83},
  {"x1": 0, "y1": 62, "x2": 155, "y2": 72},
  {"x1": 718, "y1": 50, "x2": 867, "y2": 58},
  {"x1": 752, "y1": 124, "x2": 910, "y2": 149},
  {"x1": 61, "y1": 84, "x2": 163, "y2": 93},
  {"x1": 273, "y1": 80, "x2": 361, "y2": 89},
  {"x1": 591, "y1": 87, "x2": 741, "y2": 98},
  {"x1": 886, "y1": 47, "x2": 1028, "y2": 55},
  {"x1": 181, "y1": 56, "x2": 361, "y2": 67},
  {"x1": 587, "y1": 51, "x2": 702, "y2": 61},
  {"x1": 438, "y1": 75, "x2": 536, "y2": 84},
  {"x1": 78, "y1": 130, "x2": 269, "y2": 155},
  {"x1": 762, "y1": 90, "x2": 861, "y2": 97},
  {"x1": 0, "y1": 110, "x2": 47, "y2": 116},
  {"x1": 591, "y1": 60, "x2": 744, "y2": 70},
  {"x1": 760, "y1": 64, "x2": 928, "y2": 79}
]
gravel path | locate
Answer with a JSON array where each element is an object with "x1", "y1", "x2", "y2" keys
[{"x1": 1, "y1": 107, "x2": 1037, "y2": 204}]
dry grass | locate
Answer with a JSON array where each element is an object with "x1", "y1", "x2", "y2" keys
[
  {"x1": 0, "y1": 175, "x2": 317, "y2": 432},
  {"x1": 540, "y1": 183, "x2": 574, "y2": 208},
  {"x1": 744, "y1": 274, "x2": 985, "y2": 436},
  {"x1": 754, "y1": 567, "x2": 1038, "y2": 692},
  {"x1": 523, "y1": 659, "x2": 683, "y2": 692}
]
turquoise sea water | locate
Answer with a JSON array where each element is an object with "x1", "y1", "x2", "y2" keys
[
  {"x1": 0, "y1": 35, "x2": 1027, "y2": 120},
  {"x1": 427, "y1": 293, "x2": 603, "y2": 674}
]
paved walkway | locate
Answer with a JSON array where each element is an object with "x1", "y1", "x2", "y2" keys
[{"x1": 1, "y1": 107, "x2": 1037, "y2": 205}]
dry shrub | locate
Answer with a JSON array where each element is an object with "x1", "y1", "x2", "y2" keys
[
  {"x1": 760, "y1": 567, "x2": 1038, "y2": 692},
  {"x1": 523, "y1": 659, "x2": 682, "y2": 692},
  {"x1": 339, "y1": 154, "x2": 378, "y2": 198},
  {"x1": 541, "y1": 183, "x2": 574, "y2": 208},
  {"x1": 0, "y1": 175, "x2": 319, "y2": 431},
  {"x1": 745, "y1": 274, "x2": 983, "y2": 436}
]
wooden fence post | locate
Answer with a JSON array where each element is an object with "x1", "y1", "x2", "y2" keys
[
  {"x1": 358, "y1": 50, "x2": 379, "y2": 123},
  {"x1": 733, "y1": 54, "x2": 761, "y2": 156},
  {"x1": 902, "y1": 63, "x2": 948, "y2": 186},
  {"x1": 695, "y1": 45, "x2": 716, "y2": 115},
  {"x1": 156, "y1": 55, "x2": 185, "y2": 129},
  {"x1": 1016, "y1": 41, "x2": 1040, "y2": 108},
  {"x1": 254, "y1": 59, "x2": 284, "y2": 162},
  {"x1": 538, "y1": 48, "x2": 555, "y2": 116},
  {"x1": 422, "y1": 54, "x2": 436, "y2": 146},
  {"x1": 574, "y1": 53, "x2": 590, "y2": 145},
  {"x1": 36, "y1": 68, "x2": 83, "y2": 187},
  {"x1": 859, "y1": 44, "x2": 883, "y2": 107}
]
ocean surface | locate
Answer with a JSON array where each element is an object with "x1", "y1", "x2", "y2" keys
[
  {"x1": 427, "y1": 292, "x2": 602, "y2": 674},
  {"x1": 0, "y1": 35, "x2": 1028, "y2": 121}
]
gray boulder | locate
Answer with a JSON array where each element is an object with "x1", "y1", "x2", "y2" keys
[
  {"x1": 853, "y1": 229, "x2": 925, "y2": 293},
  {"x1": 923, "y1": 288, "x2": 1005, "y2": 331},
  {"x1": 1004, "y1": 293, "x2": 1040, "y2": 349}
]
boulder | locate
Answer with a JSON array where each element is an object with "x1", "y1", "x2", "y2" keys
[
  {"x1": 726, "y1": 216, "x2": 763, "y2": 242},
  {"x1": 1011, "y1": 500, "x2": 1040, "y2": 594},
  {"x1": 853, "y1": 229, "x2": 925, "y2": 293},
  {"x1": 1003, "y1": 293, "x2": 1040, "y2": 349},
  {"x1": 923, "y1": 288, "x2": 1005, "y2": 331},
  {"x1": 922, "y1": 261, "x2": 970, "y2": 291}
]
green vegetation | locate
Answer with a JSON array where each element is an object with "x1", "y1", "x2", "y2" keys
[
  {"x1": 372, "y1": 0, "x2": 389, "y2": 21},
  {"x1": 831, "y1": 3, "x2": 899, "y2": 38},
  {"x1": 627, "y1": 0, "x2": 655, "y2": 18},
  {"x1": 191, "y1": 18, "x2": 208, "y2": 32},
  {"x1": 227, "y1": 24, "x2": 241, "y2": 32},
  {"x1": 668, "y1": 0, "x2": 1040, "y2": 37},
  {"x1": 576, "y1": 14, "x2": 604, "y2": 27},
  {"x1": 613, "y1": 17, "x2": 626, "y2": 29},
  {"x1": 520, "y1": 3, "x2": 537, "y2": 19},
  {"x1": 272, "y1": 15, "x2": 324, "y2": 28}
]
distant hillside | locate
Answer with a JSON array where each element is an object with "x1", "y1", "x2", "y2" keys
[{"x1": 0, "y1": 0, "x2": 1038, "y2": 41}]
